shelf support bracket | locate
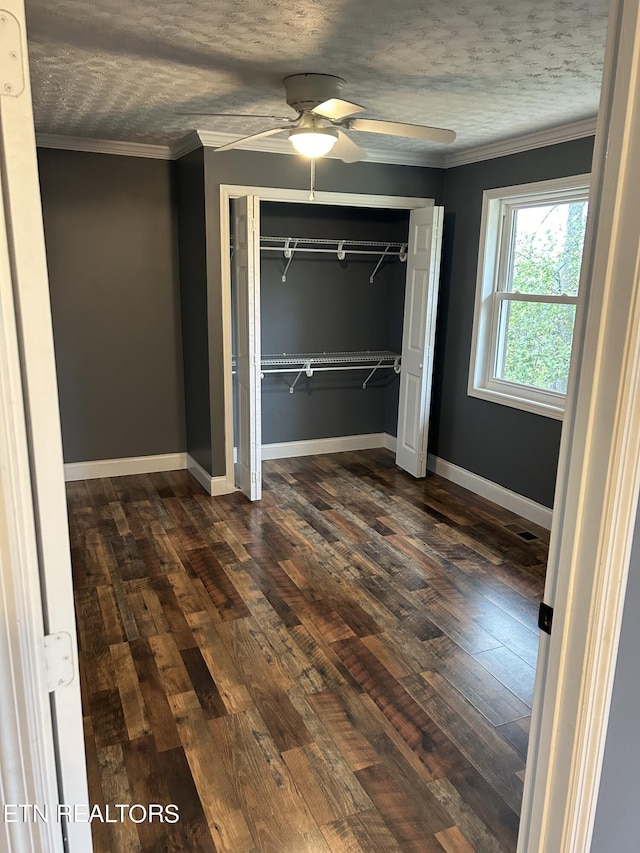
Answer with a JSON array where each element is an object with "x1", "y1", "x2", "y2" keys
[
  {"x1": 282, "y1": 238, "x2": 298, "y2": 282},
  {"x1": 369, "y1": 245, "x2": 390, "y2": 283},
  {"x1": 362, "y1": 358, "x2": 384, "y2": 389},
  {"x1": 288, "y1": 359, "x2": 313, "y2": 393}
]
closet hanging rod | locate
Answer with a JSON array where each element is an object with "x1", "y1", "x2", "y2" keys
[
  {"x1": 258, "y1": 350, "x2": 402, "y2": 393},
  {"x1": 261, "y1": 236, "x2": 408, "y2": 248},
  {"x1": 253, "y1": 236, "x2": 408, "y2": 282},
  {"x1": 260, "y1": 245, "x2": 406, "y2": 256}
]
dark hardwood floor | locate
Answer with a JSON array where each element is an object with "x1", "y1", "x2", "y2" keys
[{"x1": 67, "y1": 448, "x2": 548, "y2": 852}]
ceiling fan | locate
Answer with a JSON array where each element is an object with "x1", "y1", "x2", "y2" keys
[{"x1": 185, "y1": 73, "x2": 456, "y2": 162}]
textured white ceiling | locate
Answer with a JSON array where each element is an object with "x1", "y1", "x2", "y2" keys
[{"x1": 24, "y1": 0, "x2": 609, "y2": 159}]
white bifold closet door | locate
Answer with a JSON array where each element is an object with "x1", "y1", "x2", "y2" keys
[
  {"x1": 234, "y1": 195, "x2": 262, "y2": 500},
  {"x1": 395, "y1": 205, "x2": 444, "y2": 478}
]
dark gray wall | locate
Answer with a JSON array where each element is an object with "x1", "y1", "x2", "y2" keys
[
  {"x1": 199, "y1": 148, "x2": 444, "y2": 476},
  {"x1": 38, "y1": 148, "x2": 185, "y2": 464},
  {"x1": 590, "y1": 499, "x2": 640, "y2": 851},
  {"x1": 175, "y1": 148, "x2": 212, "y2": 472},
  {"x1": 433, "y1": 137, "x2": 595, "y2": 507},
  {"x1": 260, "y1": 202, "x2": 407, "y2": 443}
]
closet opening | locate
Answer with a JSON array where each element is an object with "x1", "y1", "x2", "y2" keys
[{"x1": 222, "y1": 186, "x2": 442, "y2": 501}]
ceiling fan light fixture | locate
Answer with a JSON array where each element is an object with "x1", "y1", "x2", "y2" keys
[{"x1": 288, "y1": 127, "x2": 338, "y2": 158}]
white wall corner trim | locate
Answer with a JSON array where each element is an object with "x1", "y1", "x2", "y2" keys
[
  {"x1": 261, "y1": 433, "x2": 388, "y2": 460},
  {"x1": 186, "y1": 455, "x2": 235, "y2": 496},
  {"x1": 427, "y1": 454, "x2": 553, "y2": 530},
  {"x1": 63, "y1": 452, "x2": 187, "y2": 481}
]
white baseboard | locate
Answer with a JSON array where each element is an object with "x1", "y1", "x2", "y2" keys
[
  {"x1": 261, "y1": 432, "x2": 388, "y2": 460},
  {"x1": 187, "y1": 455, "x2": 235, "y2": 496},
  {"x1": 63, "y1": 452, "x2": 187, "y2": 482},
  {"x1": 427, "y1": 454, "x2": 553, "y2": 530},
  {"x1": 62, "y1": 441, "x2": 552, "y2": 528},
  {"x1": 63, "y1": 451, "x2": 237, "y2": 497},
  {"x1": 383, "y1": 433, "x2": 397, "y2": 452}
]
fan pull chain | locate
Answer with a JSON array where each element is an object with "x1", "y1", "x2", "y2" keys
[{"x1": 309, "y1": 158, "x2": 316, "y2": 201}]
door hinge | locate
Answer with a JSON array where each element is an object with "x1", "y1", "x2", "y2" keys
[
  {"x1": 538, "y1": 602, "x2": 554, "y2": 635},
  {"x1": 0, "y1": 12, "x2": 25, "y2": 97},
  {"x1": 43, "y1": 632, "x2": 75, "y2": 692}
]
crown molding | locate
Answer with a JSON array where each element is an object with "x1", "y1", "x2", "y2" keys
[
  {"x1": 35, "y1": 133, "x2": 172, "y2": 160},
  {"x1": 192, "y1": 129, "x2": 446, "y2": 168},
  {"x1": 170, "y1": 130, "x2": 203, "y2": 160},
  {"x1": 36, "y1": 115, "x2": 598, "y2": 170},
  {"x1": 444, "y1": 116, "x2": 598, "y2": 168}
]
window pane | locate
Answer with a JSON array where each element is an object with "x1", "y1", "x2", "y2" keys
[
  {"x1": 496, "y1": 300, "x2": 576, "y2": 394},
  {"x1": 508, "y1": 200, "x2": 588, "y2": 297}
]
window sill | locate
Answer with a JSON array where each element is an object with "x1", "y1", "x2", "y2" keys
[{"x1": 468, "y1": 385, "x2": 565, "y2": 420}]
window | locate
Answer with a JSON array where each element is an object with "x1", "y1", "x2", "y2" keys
[{"x1": 468, "y1": 174, "x2": 590, "y2": 419}]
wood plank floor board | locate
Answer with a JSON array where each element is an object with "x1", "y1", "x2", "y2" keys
[
  {"x1": 180, "y1": 646, "x2": 230, "y2": 720},
  {"x1": 123, "y1": 735, "x2": 217, "y2": 852},
  {"x1": 495, "y1": 717, "x2": 531, "y2": 760},
  {"x1": 436, "y1": 824, "x2": 478, "y2": 852},
  {"x1": 83, "y1": 715, "x2": 112, "y2": 853},
  {"x1": 330, "y1": 636, "x2": 472, "y2": 781},
  {"x1": 445, "y1": 766, "x2": 522, "y2": 853},
  {"x1": 422, "y1": 635, "x2": 532, "y2": 727},
  {"x1": 402, "y1": 671, "x2": 525, "y2": 815},
  {"x1": 96, "y1": 742, "x2": 142, "y2": 853},
  {"x1": 70, "y1": 451, "x2": 546, "y2": 852},
  {"x1": 320, "y1": 807, "x2": 405, "y2": 852},
  {"x1": 307, "y1": 689, "x2": 380, "y2": 772},
  {"x1": 216, "y1": 617, "x2": 315, "y2": 752},
  {"x1": 427, "y1": 775, "x2": 513, "y2": 853},
  {"x1": 168, "y1": 691, "x2": 256, "y2": 853},
  {"x1": 151, "y1": 576, "x2": 199, "y2": 650},
  {"x1": 281, "y1": 740, "x2": 374, "y2": 826},
  {"x1": 467, "y1": 598, "x2": 541, "y2": 669},
  {"x1": 354, "y1": 762, "x2": 455, "y2": 850},
  {"x1": 288, "y1": 624, "x2": 361, "y2": 692},
  {"x1": 110, "y1": 641, "x2": 153, "y2": 741},
  {"x1": 209, "y1": 708, "x2": 327, "y2": 852},
  {"x1": 185, "y1": 611, "x2": 254, "y2": 715},
  {"x1": 129, "y1": 638, "x2": 182, "y2": 753},
  {"x1": 472, "y1": 646, "x2": 537, "y2": 708}
]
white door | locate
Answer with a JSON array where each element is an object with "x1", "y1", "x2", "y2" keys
[
  {"x1": 0, "y1": 2, "x2": 91, "y2": 851},
  {"x1": 234, "y1": 195, "x2": 262, "y2": 500},
  {"x1": 396, "y1": 205, "x2": 444, "y2": 477}
]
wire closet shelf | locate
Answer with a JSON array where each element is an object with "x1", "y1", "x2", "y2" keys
[
  {"x1": 259, "y1": 236, "x2": 408, "y2": 282},
  {"x1": 259, "y1": 350, "x2": 402, "y2": 393}
]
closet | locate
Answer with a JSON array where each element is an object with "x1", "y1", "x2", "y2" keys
[{"x1": 230, "y1": 191, "x2": 443, "y2": 501}]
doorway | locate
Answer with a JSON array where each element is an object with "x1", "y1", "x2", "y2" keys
[{"x1": 223, "y1": 186, "x2": 443, "y2": 500}]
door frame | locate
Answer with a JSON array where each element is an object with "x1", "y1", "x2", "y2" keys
[
  {"x1": 0, "y1": 0, "x2": 91, "y2": 850},
  {"x1": 519, "y1": 0, "x2": 640, "y2": 848},
  {"x1": 219, "y1": 184, "x2": 433, "y2": 489},
  {"x1": 0, "y1": 115, "x2": 65, "y2": 853}
]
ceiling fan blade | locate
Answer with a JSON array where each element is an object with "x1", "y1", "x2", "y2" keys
[
  {"x1": 332, "y1": 131, "x2": 366, "y2": 163},
  {"x1": 214, "y1": 126, "x2": 288, "y2": 152},
  {"x1": 177, "y1": 112, "x2": 297, "y2": 122},
  {"x1": 347, "y1": 117, "x2": 456, "y2": 144},
  {"x1": 312, "y1": 98, "x2": 366, "y2": 121}
]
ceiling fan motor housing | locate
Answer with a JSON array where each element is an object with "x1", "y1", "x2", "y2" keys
[{"x1": 283, "y1": 73, "x2": 346, "y2": 112}]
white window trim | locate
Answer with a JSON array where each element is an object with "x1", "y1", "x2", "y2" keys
[{"x1": 468, "y1": 173, "x2": 591, "y2": 419}]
